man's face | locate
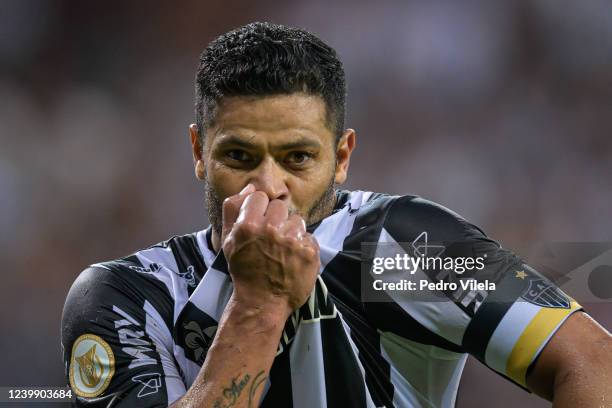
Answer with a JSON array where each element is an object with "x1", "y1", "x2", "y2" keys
[{"x1": 190, "y1": 93, "x2": 354, "y2": 235}]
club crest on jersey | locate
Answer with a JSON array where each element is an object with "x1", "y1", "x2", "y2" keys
[
  {"x1": 521, "y1": 278, "x2": 570, "y2": 309},
  {"x1": 69, "y1": 334, "x2": 115, "y2": 397}
]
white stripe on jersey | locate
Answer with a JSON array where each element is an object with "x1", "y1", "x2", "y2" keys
[
  {"x1": 188, "y1": 267, "x2": 233, "y2": 322},
  {"x1": 374, "y1": 228, "x2": 471, "y2": 345},
  {"x1": 314, "y1": 190, "x2": 372, "y2": 268},
  {"x1": 289, "y1": 321, "x2": 328, "y2": 408},
  {"x1": 143, "y1": 300, "x2": 186, "y2": 405},
  {"x1": 195, "y1": 228, "x2": 216, "y2": 267},
  {"x1": 135, "y1": 245, "x2": 190, "y2": 324},
  {"x1": 172, "y1": 344, "x2": 202, "y2": 389},
  {"x1": 380, "y1": 343, "x2": 433, "y2": 408},
  {"x1": 379, "y1": 331, "x2": 466, "y2": 408},
  {"x1": 484, "y1": 301, "x2": 541, "y2": 375}
]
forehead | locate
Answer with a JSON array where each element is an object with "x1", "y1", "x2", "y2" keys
[{"x1": 208, "y1": 93, "x2": 333, "y2": 145}]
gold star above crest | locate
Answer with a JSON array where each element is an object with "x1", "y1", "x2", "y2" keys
[{"x1": 515, "y1": 270, "x2": 527, "y2": 279}]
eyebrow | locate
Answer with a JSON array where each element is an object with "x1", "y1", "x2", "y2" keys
[{"x1": 214, "y1": 134, "x2": 322, "y2": 150}]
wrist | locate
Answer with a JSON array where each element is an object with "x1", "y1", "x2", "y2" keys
[{"x1": 224, "y1": 295, "x2": 291, "y2": 333}]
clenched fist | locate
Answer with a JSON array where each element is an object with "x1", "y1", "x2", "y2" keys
[{"x1": 221, "y1": 184, "x2": 320, "y2": 319}]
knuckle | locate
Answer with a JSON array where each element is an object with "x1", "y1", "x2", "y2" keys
[
  {"x1": 222, "y1": 236, "x2": 236, "y2": 253},
  {"x1": 235, "y1": 220, "x2": 258, "y2": 234},
  {"x1": 263, "y1": 222, "x2": 280, "y2": 236},
  {"x1": 304, "y1": 240, "x2": 320, "y2": 257},
  {"x1": 303, "y1": 234, "x2": 318, "y2": 247},
  {"x1": 284, "y1": 234, "x2": 300, "y2": 246},
  {"x1": 303, "y1": 245, "x2": 319, "y2": 259},
  {"x1": 223, "y1": 196, "x2": 238, "y2": 210}
]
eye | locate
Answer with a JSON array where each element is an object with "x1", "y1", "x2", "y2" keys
[
  {"x1": 226, "y1": 150, "x2": 252, "y2": 162},
  {"x1": 285, "y1": 151, "x2": 314, "y2": 166}
]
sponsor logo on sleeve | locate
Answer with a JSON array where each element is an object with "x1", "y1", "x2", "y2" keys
[{"x1": 69, "y1": 334, "x2": 115, "y2": 398}]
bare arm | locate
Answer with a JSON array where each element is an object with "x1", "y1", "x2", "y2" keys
[
  {"x1": 171, "y1": 185, "x2": 320, "y2": 407},
  {"x1": 526, "y1": 311, "x2": 612, "y2": 407}
]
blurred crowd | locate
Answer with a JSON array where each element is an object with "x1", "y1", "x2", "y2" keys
[{"x1": 1, "y1": 1, "x2": 610, "y2": 406}]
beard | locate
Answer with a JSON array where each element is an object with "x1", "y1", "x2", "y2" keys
[{"x1": 205, "y1": 173, "x2": 337, "y2": 237}]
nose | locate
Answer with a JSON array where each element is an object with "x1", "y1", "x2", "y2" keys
[{"x1": 249, "y1": 157, "x2": 289, "y2": 201}]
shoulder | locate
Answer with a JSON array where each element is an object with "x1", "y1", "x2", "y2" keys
[
  {"x1": 343, "y1": 190, "x2": 486, "y2": 241},
  {"x1": 61, "y1": 263, "x2": 173, "y2": 350},
  {"x1": 382, "y1": 194, "x2": 489, "y2": 243},
  {"x1": 87, "y1": 230, "x2": 209, "y2": 295},
  {"x1": 59, "y1": 234, "x2": 198, "y2": 405},
  {"x1": 61, "y1": 231, "x2": 206, "y2": 343}
]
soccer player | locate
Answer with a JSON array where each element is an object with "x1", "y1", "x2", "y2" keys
[{"x1": 61, "y1": 22, "x2": 612, "y2": 407}]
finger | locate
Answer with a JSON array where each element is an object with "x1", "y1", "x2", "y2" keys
[
  {"x1": 236, "y1": 191, "x2": 269, "y2": 224},
  {"x1": 280, "y1": 214, "x2": 307, "y2": 239},
  {"x1": 265, "y1": 199, "x2": 289, "y2": 228},
  {"x1": 222, "y1": 184, "x2": 256, "y2": 237}
]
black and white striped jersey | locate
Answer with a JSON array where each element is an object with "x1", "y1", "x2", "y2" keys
[{"x1": 61, "y1": 189, "x2": 582, "y2": 407}]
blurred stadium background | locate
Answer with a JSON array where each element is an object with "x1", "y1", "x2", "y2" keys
[{"x1": 1, "y1": 1, "x2": 611, "y2": 406}]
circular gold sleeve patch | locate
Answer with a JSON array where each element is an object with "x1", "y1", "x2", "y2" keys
[{"x1": 69, "y1": 334, "x2": 115, "y2": 398}]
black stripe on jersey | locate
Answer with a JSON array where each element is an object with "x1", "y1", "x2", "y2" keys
[
  {"x1": 96, "y1": 259, "x2": 175, "y2": 335},
  {"x1": 320, "y1": 315, "x2": 367, "y2": 408},
  {"x1": 323, "y1": 226, "x2": 464, "y2": 353},
  {"x1": 334, "y1": 189, "x2": 351, "y2": 212},
  {"x1": 261, "y1": 347, "x2": 294, "y2": 408},
  {"x1": 333, "y1": 295, "x2": 394, "y2": 407},
  {"x1": 171, "y1": 234, "x2": 207, "y2": 273},
  {"x1": 461, "y1": 264, "x2": 529, "y2": 362},
  {"x1": 173, "y1": 301, "x2": 219, "y2": 366},
  {"x1": 322, "y1": 194, "x2": 398, "y2": 312},
  {"x1": 371, "y1": 302, "x2": 464, "y2": 353},
  {"x1": 96, "y1": 254, "x2": 144, "y2": 273},
  {"x1": 167, "y1": 234, "x2": 207, "y2": 296},
  {"x1": 382, "y1": 196, "x2": 487, "y2": 318},
  {"x1": 322, "y1": 193, "x2": 397, "y2": 407},
  {"x1": 383, "y1": 195, "x2": 466, "y2": 244},
  {"x1": 212, "y1": 251, "x2": 229, "y2": 274}
]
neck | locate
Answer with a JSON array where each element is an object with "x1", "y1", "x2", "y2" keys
[{"x1": 210, "y1": 191, "x2": 339, "y2": 254}]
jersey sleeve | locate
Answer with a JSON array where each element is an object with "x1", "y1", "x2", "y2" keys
[
  {"x1": 61, "y1": 265, "x2": 186, "y2": 407},
  {"x1": 379, "y1": 195, "x2": 583, "y2": 389}
]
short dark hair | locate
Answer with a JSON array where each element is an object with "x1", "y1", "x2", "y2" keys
[{"x1": 195, "y1": 22, "x2": 346, "y2": 145}]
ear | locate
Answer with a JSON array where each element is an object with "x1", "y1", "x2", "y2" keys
[
  {"x1": 334, "y1": 128, "x2": 356, "y2": 184},
  {"x1": 189, "y1": 124, "x2": 206, "y2": 180}
]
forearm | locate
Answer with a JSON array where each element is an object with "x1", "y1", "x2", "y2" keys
[{"x1": 171, "y1": 297, "x2": 288, "y2": 408}]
